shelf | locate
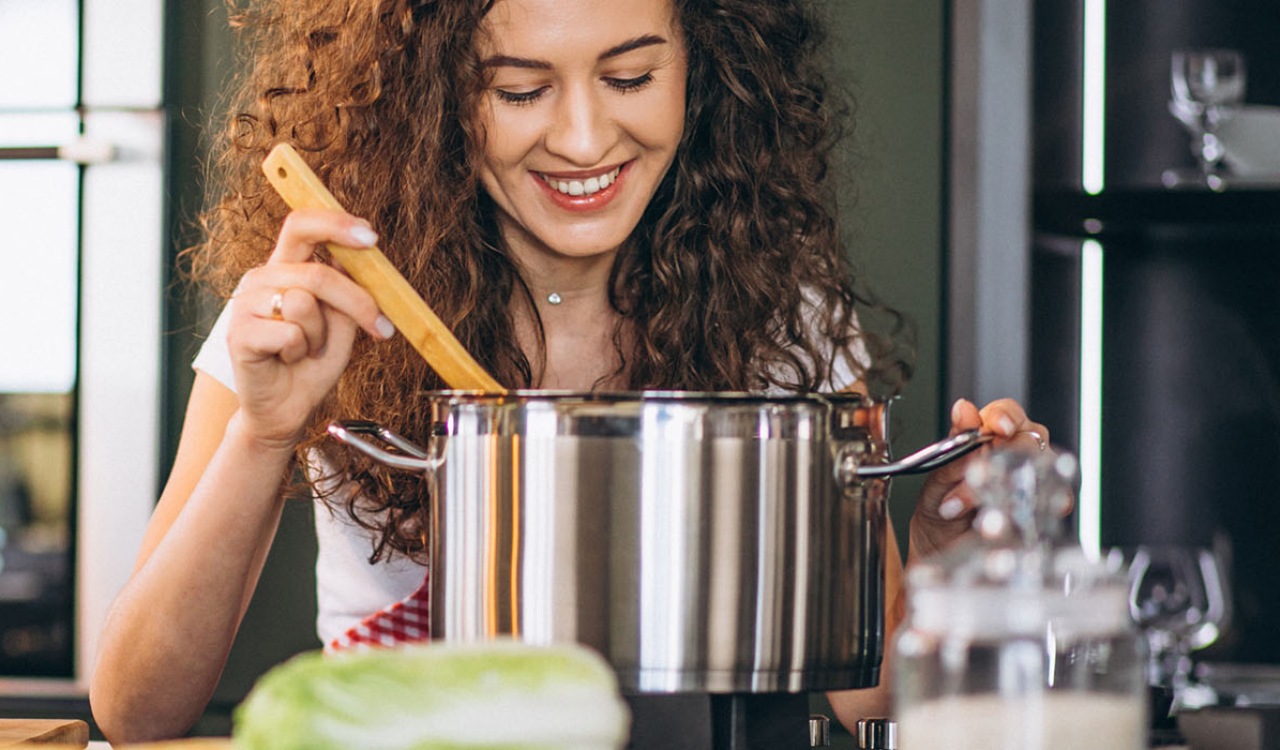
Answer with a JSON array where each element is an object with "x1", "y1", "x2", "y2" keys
[{"x1": 1033, "y1": 188, "x2": 1280, "y2": 241}]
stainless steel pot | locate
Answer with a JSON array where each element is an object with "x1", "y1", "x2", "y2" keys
[{"x1": 329, "y1": 391, "x2": 986, "y2": 694}]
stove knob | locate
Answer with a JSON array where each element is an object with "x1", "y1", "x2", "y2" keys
[
  {"x1": 857, "y1": 718, "x2": 897, "y2": 749},
  {"x1": 808, "y1": 714, "x2": 830, "y2": 747}
]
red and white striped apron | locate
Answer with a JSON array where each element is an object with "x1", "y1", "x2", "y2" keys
[{"x1": 326, "y1": 570, "x2": 431, "y2": 652}]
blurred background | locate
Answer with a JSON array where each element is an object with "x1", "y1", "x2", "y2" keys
[{"x1": 0, "y1": 0, "x2": 1277, "y2": 742}]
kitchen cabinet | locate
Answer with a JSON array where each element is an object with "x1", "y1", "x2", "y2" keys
[
  {"x1": 1032, "y1": 189, "x2": 1280, "y2": 663},
  {"x1": 1031, "y1": 0, "x2": 1280, "y2": 664}
]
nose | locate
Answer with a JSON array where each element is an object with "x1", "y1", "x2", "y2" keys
[{"x1": 544, "y1": 81, "x2": 614, "y2": 166}]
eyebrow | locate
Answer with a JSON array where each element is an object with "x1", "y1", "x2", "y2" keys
[{"x1": 481, "y1": 34, "x2": 669, "y2": 70}]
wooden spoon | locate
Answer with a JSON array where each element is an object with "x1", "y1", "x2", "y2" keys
[{"x1": 262, "y1": 143, "x2": 504, "y2": 393}]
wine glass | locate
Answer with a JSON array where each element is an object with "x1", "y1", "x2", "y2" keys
[
  {"x1": 1167, "y1": 49, "x2": 1246, "y2": 191},
  {"x1": 1127, "y1": 546, "x2": 1231, "y2": 711}
]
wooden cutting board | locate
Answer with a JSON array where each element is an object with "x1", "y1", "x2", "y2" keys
[{"x1": 0, "y1": 718, "x2": 88, "y2": 746}]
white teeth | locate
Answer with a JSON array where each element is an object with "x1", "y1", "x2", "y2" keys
[{"x1": 541, "y1": 167, "x2": 621, "y2": 197}]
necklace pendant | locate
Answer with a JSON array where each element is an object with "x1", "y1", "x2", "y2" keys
[{"x1": 547, "y1": 292, "x2": 562, "y2": 305}]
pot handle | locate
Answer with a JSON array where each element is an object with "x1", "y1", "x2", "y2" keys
[
  {"x1": 836, "y1": 429, "x2": 993, "y2": 482},
  {"x1": 327, "y1": 420, "x2": 442, "y2": 474}
]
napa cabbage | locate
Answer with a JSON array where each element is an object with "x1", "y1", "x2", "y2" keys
[{"x1": 233, "y1": 641, "x2": 630, "y2": 750}]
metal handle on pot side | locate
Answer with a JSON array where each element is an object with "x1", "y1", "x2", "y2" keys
[
  {"x1": 327, "y1": 421, "x2": 441, "y2": 473},
  {"x1": 836, "y1": 429, "x2": 993, "y2": 482}
]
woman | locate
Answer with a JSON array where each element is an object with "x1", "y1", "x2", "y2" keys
[{"x1": 89, "y1": 0, "x2": 1049, "y2": 742}]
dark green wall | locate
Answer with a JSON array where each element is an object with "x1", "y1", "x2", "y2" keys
[
  {"x1": 825, "y1": 1, "x2": 947, "y2": 548},
  {"x1": 814, "y1": 3, "x2": 946, "y2": 743}
]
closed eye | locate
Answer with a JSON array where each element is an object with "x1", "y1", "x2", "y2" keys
[
  {"x1": 494, "y1": 72, "x2": 655, "y2": 105},
  {"x1": 606, "y1": 73, "x2": 654, "y2": 93},
  {"x1": 494, "y1": 87, "x2": 547, "y2": 106}
]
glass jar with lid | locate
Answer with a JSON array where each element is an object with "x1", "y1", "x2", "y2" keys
[{"x1": 893, "y1": 449, "x2": 1147, "y2": 750}]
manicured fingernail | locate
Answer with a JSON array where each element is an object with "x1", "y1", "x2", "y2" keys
[
  {"x1": 938, "y1": 496, "x2": 966, "y2": 520},
  {"x1": 375, "y1": 315, "x2": 396, "y2": 339},
  {"x1": 997, "y1": 415, "x2": 1017, "y2": 436},
  {"x1": 350, "y1": 224, "x2": 378, "y2": 247},
  {"x1": 951, "y1": 398, "x2": 965, "y2": 424}
]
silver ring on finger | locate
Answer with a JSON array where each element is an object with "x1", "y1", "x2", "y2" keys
[
  {"x1": 1022, "y1": 429, "x2": 1047, "y2": 452},
  {"x1": 269, "y1": 289, "x2": 287, "y2": 322}
]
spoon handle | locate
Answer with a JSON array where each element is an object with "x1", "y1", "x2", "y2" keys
[{"x1": 262, "y1": 143, "x2": 504, "y2": 393}]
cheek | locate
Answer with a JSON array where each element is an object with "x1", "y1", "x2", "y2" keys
[
  {"x1": 481, "y1": 110, "x2": 540, "y2": 171},
  {"x1": 652, "y1": 76, "x2": 688, "y2": 148}
]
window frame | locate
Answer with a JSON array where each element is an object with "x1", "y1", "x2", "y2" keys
[{"x1": 0, "y1": 0, "x2": 165, "y2": 691}]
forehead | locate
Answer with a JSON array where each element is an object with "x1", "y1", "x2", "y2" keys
[{"x1": 478, "y1": 0, "x2": 680, "y2": 55}]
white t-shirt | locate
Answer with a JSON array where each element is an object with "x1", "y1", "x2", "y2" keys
[{"x1": 191, "y1": 298, "x2": 865, "y2": 642}]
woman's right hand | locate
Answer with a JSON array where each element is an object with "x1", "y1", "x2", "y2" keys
[{"x1": 227, "y1": 208, "x2": 394, "y2": 450}]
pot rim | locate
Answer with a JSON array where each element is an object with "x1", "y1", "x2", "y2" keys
[{"x1": 418, "y1": 389, "x2": 878, "y2": 406}]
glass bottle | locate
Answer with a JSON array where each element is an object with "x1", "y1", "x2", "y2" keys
[{"x1": 893, "y1": 449, "x2": 1147, "y2": 750}]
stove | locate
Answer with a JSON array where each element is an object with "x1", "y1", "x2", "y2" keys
[{"x1": 625, "y1": 693, "x2": 816, "y2": 750}]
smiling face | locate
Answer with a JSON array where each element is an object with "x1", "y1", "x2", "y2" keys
[{"x1": 474, "y1": 0, "x2": 688, "y2": 267}]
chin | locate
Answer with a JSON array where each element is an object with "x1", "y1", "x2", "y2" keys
[{"x1": 534, "y1": 226, "x2": 636, "y2": 259}]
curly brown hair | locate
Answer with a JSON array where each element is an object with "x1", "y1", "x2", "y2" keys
[{"x1": 186, "y1": 0, "x2": 912, "y2": 562}]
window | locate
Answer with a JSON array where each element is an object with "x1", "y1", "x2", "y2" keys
[{"x1": 0, "y1": 0, "x2": 163, "y2": 685}]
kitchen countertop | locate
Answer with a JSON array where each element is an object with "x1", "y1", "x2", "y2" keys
[
  {"x1": 12, "y1": 734, "x2": 1202, "y2": 749},
  {"x1": 90, "y1": 741, "x2": 231, "y2": 749},
  {"x1": 0, "y1": 719, "x2": 87, "y2": 747}
]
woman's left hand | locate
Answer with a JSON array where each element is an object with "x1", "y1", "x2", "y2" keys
[{"x1": 908, "y1": 398, "x2": 1053, "y2": 561}]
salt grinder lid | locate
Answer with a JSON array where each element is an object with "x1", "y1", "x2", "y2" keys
[
  {"x1": 856, "y1": 718, "x2": 897, "y2": 749},
  {"x1": 808, "y1": 715, "x2": 830, "y2": 747}
]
